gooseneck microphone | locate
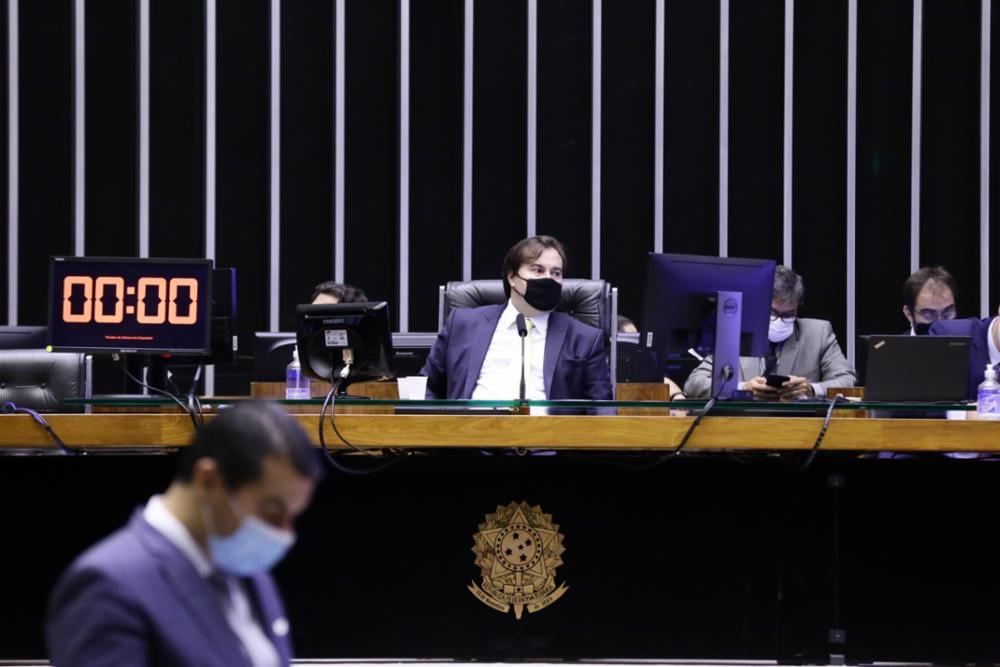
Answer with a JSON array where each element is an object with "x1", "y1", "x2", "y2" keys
[{"x1": 515, "y1": 314, "x2": 528, "y2": 403}]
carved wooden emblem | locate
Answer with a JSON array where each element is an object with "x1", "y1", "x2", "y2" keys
[{"x1": 468, "y1": 501, "x2": 568, "y2": 619}]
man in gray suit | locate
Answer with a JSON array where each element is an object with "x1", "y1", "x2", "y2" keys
[{"x1": 684, "y1": 265, "x2": 856, "y2": 399}]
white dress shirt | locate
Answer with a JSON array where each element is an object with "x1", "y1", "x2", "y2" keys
[
  {"x1": 472, "y1": 301, "x2": 549, "y2": 408},
  {"x1": 144, "y1": 496, "x2": 280, "y2": 667}
]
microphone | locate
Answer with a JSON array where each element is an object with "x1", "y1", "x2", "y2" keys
[{"x1": 515, "y1": 314, "x2": 528, "y2": 403}]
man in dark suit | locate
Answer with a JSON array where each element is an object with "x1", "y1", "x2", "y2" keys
[
  {"x1": 421, "y1": 235, "x2": 612, "y2": 402},
  {"x1": 46, "y1": 402, "x2": 324, "y2": 667},
  {"x1": 931, "y1": 309, "x2": 999, "y2": 399},
  {"x1": 902, "y1": 266, "x2": 957, "y2": 335}
]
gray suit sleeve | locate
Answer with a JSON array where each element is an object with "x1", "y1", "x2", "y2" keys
[
  {"x1": 810, "y1": 321, "x2": 857, "y2": 397},
  {"x1": 682, "y1": 356, "x2": 714, "y2": 398}
]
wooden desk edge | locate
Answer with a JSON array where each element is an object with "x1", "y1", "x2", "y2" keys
[{"x1": 1, "y1": 413, "x2": 998, "y2": 452}]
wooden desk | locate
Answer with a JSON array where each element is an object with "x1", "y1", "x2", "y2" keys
[{"x1": 0, "y1": 411, "x2": 995, "y2": 452}]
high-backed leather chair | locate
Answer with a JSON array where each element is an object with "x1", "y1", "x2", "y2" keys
[
  {"x1": 0, "y1": 350, "x2": 91, "y2": 412},
  {"x1": 437, "y1": 279, "x2": 619, "y2": 385}
]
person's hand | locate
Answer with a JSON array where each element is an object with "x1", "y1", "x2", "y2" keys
[
  {"x1": 778, "y1": 375, "x2": 815, "y2": 399},
  {"x1": 746, "y1": 376, "x2": 779, "y2": 400}
]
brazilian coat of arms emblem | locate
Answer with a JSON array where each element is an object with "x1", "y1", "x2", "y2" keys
[{"x1": 468, "y1": 501, "x2": 569, "y2": 620}]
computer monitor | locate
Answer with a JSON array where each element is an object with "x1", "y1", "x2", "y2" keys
[
  {"x1": 640, "y1": 253, "x2": 775, "y2": 397},
  {"x1": 295, "y1": 301, "x2": 395, "y2": 387},
  {"x1": 255, "y1": 330, "x2": 433, "y2": 382},
  {"x1": 48, "y1": 256, "x2": 213, "y2": 355}
]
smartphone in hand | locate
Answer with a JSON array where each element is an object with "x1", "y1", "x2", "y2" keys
[{"x1": 765, "y1": 374, "x2": 790, "y2": 388}]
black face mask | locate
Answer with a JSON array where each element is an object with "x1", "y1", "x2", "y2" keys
[
  {"x1": 513, "y1": 276, "x2": 562, "y2": 312},
  {"x1": 913, "y1": 322, "x2": 932, "y2": 336}
]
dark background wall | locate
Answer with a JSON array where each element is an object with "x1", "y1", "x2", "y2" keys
[{"x1": 1, "y1": 0, "x2": 994, "y2": 363}]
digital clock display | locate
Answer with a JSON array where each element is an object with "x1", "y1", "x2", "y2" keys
[{"x1": 49, "y1": 256, "x2": 213, "y2": 354}]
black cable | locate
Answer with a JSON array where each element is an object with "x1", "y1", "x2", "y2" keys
[
  {"x1": 3, "y1": 402, "x2": 78, "y2": 455},
  {"x1": 317, "y1": 379, "x2": 410, "y2": 475},
  {"x1": 117, "y1": 356, "x2": 204, "y2": 431},
  {"x1": 799, "y1": 393, "x2": 846, "y2": 472},
  {"x1": 671, "y1": 364, "x2": 734, "y2": 457}
]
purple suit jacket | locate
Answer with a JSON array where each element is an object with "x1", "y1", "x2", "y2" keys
[
  {"x1": 420, "y1": 304, "x2": 612, "y2": 401},
  {"x1": 931, "y1": 316, "x2": 992, "y2": 400},
  {"x1": 46, "y1": 511, "x2": 294, "y2": 667}
]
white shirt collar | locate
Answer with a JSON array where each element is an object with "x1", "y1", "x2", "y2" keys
[
  {"x1": 143, "y1": 494, "x2": 213, "y2": 577},
  {"x1": 498, "y1": 300, "x2": 550, "y2": 334},
  {"x1": 988, "y1": 317, "x2": 1000, "y2": 367}
]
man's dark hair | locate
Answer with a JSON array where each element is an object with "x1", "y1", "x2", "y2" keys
[
  {"x1": 501, "y1": 235, "x2": 567, "y2": 297},
  {"x1": 902, "y1": 266, "x2": 957, "y2": 311},
  {"x1": 310, "y1": 281, "x2": 368, "y2": 304},
  {"x1": 773, "y1": 265, "x2": 805, "y2": 305},
  {"x1": 177, "y1": 401, "x2": 324, "y2": 489}
]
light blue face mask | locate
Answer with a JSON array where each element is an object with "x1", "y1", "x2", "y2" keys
[{"x1": 205, "y1": 497, "x2": 295, "y2": 577}]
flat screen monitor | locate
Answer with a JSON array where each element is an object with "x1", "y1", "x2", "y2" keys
[
  {"x1": 256, "y1": 330, "x2": 433, "y2": 382},
  {"x1": 49, "y1": 256, "x2": 213, "y2": 354},
  {"x1": 640, "y1": 253, "x2": 775, "y2": 396},
  {"x1": 295, "y1": 302, "x2": 395, "y2": 386}
]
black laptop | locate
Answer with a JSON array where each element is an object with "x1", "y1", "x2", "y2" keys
[{"x1": 862, "y1": 335, "x2": 971, "y2": 402}]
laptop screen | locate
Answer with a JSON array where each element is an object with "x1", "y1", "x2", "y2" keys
[{"x1": 862, "y1": 335, "x2": 970, "y2": 402}]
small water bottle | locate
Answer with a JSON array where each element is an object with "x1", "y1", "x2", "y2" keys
[
  {"x1": 285, "y1": 346, "x2": 310, "y2": 400},
  {"x1": 977, "y1": 363, "x2": 1000, "y2": 420}
]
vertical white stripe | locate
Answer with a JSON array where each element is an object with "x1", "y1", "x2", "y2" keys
[
  {"x1": 846, "y1": 0, "x2": 858, "y2": 366},
  {"x1": 782, "y1": 0, "x2": 793, "y2": 268},
  {"x1": 7, "y1": 0, "x2": 17, "y2": 324},
  {"x1": 526, "y1": 0, "x2": 537, "y2": 237},
  {"x1": 334, "y1": 0, "x2": 345, "y2": 283},
  {"x1": 399, "y1": 0, "x2": 410, "y2": 331},
  {"x1": 461, "y1": 0, "x2": 473, "y2": 281},
  {"x1": 910, "y1": 0, "x2": 922, "y2": 273},
  {"x1": 981, "y1": 0, "x2": 991, "y2": 318},
  {"x1": 205, "y1": 0, "x2": 217, "y2": 396},
  {"x1": 138, "y1": 0, "x2": 149, "y2": 257},
  {"x1": 269, "y1": 0, "x2": 280, "y2": 331},
  {"x1": 653, "y1": 0, "x2": 664, "y2": 254},
  {"x1": 718, "y1": 0, "x2": 729, "y2": 258},
  {"x1": 591, "y1": 0, "x2": 601, "y2": 279},
  {"x1": 74, "y1": 0, "x2": 85, "y2": 256}
]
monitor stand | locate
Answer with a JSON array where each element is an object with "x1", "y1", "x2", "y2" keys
[{"x1": 710, "y1": 290, "x2": 741, "y2": 399}]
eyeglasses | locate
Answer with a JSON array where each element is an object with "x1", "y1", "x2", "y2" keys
[
  {"x1": 770, "y1": 310, "x2": 797, "y2": 324},
  {"x1": 915, "y1": 307, "x2": 956, "y2": 323}
]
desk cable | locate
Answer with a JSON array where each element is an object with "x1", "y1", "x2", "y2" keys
[
  {"x1": 798, "y1": 393, "x2": 846, "y2": 472},
  {"x1": 317, "y1": 380, "x2": 410, "y2": 476},
  {"x1": 116, "y1": 356, "x2": 204, "y2": 431},
  {"x1": 3, "y1": 402, "x2": 78, "y2": 455}
]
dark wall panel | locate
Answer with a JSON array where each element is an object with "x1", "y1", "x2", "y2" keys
[
  {"x1": 993, "y1": 0, "x2": 1000, "y2": 314},
  {"x1": 663, "y1": 0, "x2": 719, "y2": 257},
  {"x1": 920, "y1": 0, "x2": 980, "y2": 317},
  {"x1": 856, "y1": 0, "x2": 913, "y2": 337},
  {"x1": 728, "y1": 0, "x2": 783, "y2": 262},
  {"x1": 0, "y1": 2, "x2": 7, "y2": 323},
  {"x1": 793, "y1": 0, "x2": 848, "y2": 342},
  {"x1": 537, "y1": 0, "x2": 592, "y2": 280},
  {"x1": 217, "y1": 0, "x2": 269, "y2": 347},
  {"x1": 471, "y1": 0, "x2": 526, "y2": 279},
  {"x1": 84, "y1": 0, "x2": 137, "y2": 258},
  {"x1": 278, "y1": 0, "x2": 334, "y2": 331},
  {"x1": 601, "y1": 0, "x2": 654, "y2": 324},
  {"x1": 409, "y1": 0, "x2": 463, "y2": 331},
  {"x1": 19, "y1": 0, "x2": 73, "y2": 325},
  {"x1": 149, "y1": 0, "x2": 204, "y2": 258},
  {"x1": 344, "y1": 0, "x2": 398, "y2": 325}
]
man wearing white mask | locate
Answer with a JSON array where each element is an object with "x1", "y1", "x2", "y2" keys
[
  {"x1": 46, "y1": 401, "x2": 323, "y2": 667},
  {"x1": 683, "y1": 265, "x2": 856, "y2": 399}
]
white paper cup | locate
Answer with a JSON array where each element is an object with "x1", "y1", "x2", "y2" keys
[{"x1": 397, "y1": 376, "x2": 428, "y2": 400}]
